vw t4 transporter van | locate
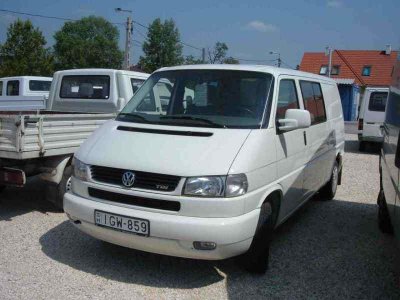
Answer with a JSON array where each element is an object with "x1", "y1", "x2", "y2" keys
[{"x1": 64, "y1": 65, "x2": 345, "y2": 273}]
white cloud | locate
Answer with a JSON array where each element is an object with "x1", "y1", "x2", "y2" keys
[
  {"x1": 247, "y1": 21, "x2": 278, "y2": 33},
  {"x1": 327, "y1": 1, "x2": 343, "y2": 8}
]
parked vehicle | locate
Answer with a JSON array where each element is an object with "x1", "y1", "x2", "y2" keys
[
  {"x1": 64, "y1": 65, "x2": 345, "y2": 273},
  {"x1": 0, "y1": 76, "x2": 52, "y2": 111},
  {"x1": 378, "y1": 70, "x2": 400, "y2": 239},
  {"x1": 0, "y1": 69, "x2": 149, "y2": 208},
  {"x1": 358, "y1": 87, "x2": 389, "y2": 151}
]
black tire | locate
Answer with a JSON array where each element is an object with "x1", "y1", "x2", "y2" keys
[
  {"x1": 319, "y1": 161, "x2": 339, "y2": 200},
  {"x1": 238, "y1": 196, "x2": 279, "y2": 274},
  {"x1": 46, "y1": 165, "x2": 72, "y2": 211},
  {"x1": 359, "y1": 141, "x2": 366, "y2": 152},
  {"x1": 377, "y1": 190, "x2": 393, "y2": 234}
]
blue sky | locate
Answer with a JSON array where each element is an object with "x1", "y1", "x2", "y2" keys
[{"x1": 1, "y1": 0, "x2": 399, "y2": 68}]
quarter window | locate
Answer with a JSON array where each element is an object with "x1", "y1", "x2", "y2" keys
[
  {"x1": 276, "y1": 79, "x2": 299, "y2": 119},
  {"x1": 7, "y1": 80, "x2": 19, "y2": 96},
  {"x1": 300, "y1": 81, "x2": 327, "y2": 125},
  {"x1": 60, "y1": 75, "x2": 110, "y2": 99},
  {"x1": 368, "y1": 92, "x2": 388, "y2": 112}
]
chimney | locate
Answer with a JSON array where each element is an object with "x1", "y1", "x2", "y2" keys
[{"x1": 385, "y1": 44, "x2": 392, "y2": 55}]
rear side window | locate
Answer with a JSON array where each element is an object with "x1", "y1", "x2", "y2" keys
[
  {"x1": 29, "y1": 80, "x2": 51, "y2": 91},
  {"x1": 7, "y1": 80, "x2": 19, "y2": 96},
  {"x1": 60, "y1": 75, "x2": 110, "y2": 99},
  {"x1": 131, "y1": 78, "x2": 145, "y2": 94},
  {"x1": 300, "y1": 81, "x2": 327, "y2": 125},
  {"x1": 368, "y1": 92, "x2": 388, "y2": 112},
  {"x1": 0, "y1": 81, "x2": 3, "y2": 96},
  {"x1": 385, "y1": 91, "x2": 400, "y2": 126},
  {"x1": 276, "y1": 79, "x2": 299, "y2": 119}
]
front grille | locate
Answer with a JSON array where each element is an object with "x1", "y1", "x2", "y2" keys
[
  {"x1": 90, "y1": 165, "x2": 181, "y2": 192},
  {"x1": 88, "y1": 188, "x2": 180, "y2": 211}
]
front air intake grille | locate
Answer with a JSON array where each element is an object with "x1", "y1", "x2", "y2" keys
[
  {"x1": 88, "y1": 187, "x2": 181, "y2": 211},
  {"x1": 90, "y1": 165, "x2": 181, "y2": 192}
]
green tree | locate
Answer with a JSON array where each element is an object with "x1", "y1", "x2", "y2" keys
[
  {"x1": 184, "y1": 55, "x2": 203, "y2": 65},
  {"x1": 139, "y1": 18, "x2": 183, "y2": 73},
  {"x1": 207, "y1": 42, "x2": 239, "y2": 64},
  {"x1": 0, "y1": 19, "x2": 53, "y2": 77},
  {"x1": 53, "y1": 16, "x2": 123, "y2": 70}
]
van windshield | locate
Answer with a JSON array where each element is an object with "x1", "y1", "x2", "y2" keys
[{"x1": 118, "y1": 70, "x2": 273, "y2": 129}]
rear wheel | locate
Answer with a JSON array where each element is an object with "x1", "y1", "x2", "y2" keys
[
  {"x1": 238, "y1": 195, "x2": 279, "y2": 274},
  {"x1": 377, "y1": 190, "x2": 393, "y2": 234},
  {"x1": 46, "y1": 165, "x2": 72, "y2": 211},
  {"x1": 319, "y1": 161, "x2": 339, "y2": 200}
]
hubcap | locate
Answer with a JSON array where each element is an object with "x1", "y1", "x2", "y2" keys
[
  {"x1": 331, "y1": 166, "x2": 338, "y2": 194},
  {"x1": 66, "y1": 177, "x2": 72, "y2": 192}
]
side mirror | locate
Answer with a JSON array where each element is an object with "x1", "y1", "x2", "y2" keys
[
  {"x1": 278, "y1": 109, "x2": 311, "y2": 132},
  {"x1": 395, "y1": 131, "x2": 400, "y2": 169}
]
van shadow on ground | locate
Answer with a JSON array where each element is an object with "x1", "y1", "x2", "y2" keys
[
  {"x1": 345, "y1": 139, "x2": 381, "y2": 155},
  {"x1": 39, "y1": 197, "x2": 400, "y2": 298}
]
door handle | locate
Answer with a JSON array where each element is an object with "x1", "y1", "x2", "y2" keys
[{"x1": 303, "y1": 131, "x2": 307, "y2": 146}]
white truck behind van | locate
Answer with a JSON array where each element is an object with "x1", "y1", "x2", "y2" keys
[
  {"x1": 0, "y1": 76, "x2": 52, "y2": 111},
  {"x1": 0, "y1": 69, "x2": 149, "y2": 209},
  {"x1": 64, "y1": 65, "x2": 345, "y2": 274},
  {"x1": 358, "y1": 87, "x2": 389, "y2": 151}
]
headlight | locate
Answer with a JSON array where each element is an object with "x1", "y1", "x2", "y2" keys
[
  {"x1": 72, "y1": 157, "x2": 90, "y2": 181},
  {"x1": 183, "y1": 174, "x2": 248, "y2": 197}
]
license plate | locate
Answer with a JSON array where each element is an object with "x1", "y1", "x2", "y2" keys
[{"x1": 94, "y1": 210, "x2": 150, "y2": 236}]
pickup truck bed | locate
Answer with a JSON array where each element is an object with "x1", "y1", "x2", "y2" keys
[{"x1": 0, "y1": 111, "x2": 114, "y2": 160}]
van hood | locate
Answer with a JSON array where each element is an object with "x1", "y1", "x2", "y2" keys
[{"x1": 77, "y1": 120, "x2": 251, "y2": 176}]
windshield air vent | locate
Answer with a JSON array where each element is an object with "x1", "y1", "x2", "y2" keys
[{"x1": 116, "y1": 126, "x2": 213, "y2": 137}]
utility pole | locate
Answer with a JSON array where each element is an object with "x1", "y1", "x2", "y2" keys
[
  {"x1": 325, "y1": 46, "x2": 333, "y2": 77},
  {"x1": 115, "y1": 8, "x2": 133, "y2": 70},
  {"x1": 202, "y1": 48, "x2": 206, "y2": 63},
  {"x1": 269, "y1": 51, "x2": 281, "y2": 67}
]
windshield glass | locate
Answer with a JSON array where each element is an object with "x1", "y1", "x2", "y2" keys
[{"x1": 117, "y1": 70, "x2": 273, "y2": 129}]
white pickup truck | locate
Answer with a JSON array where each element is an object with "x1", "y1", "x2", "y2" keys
[
  {"x1": 0, "y1": 76, "x2": 52, "y2": 111},
  {"x1": 0, "y1": 69, "x2": 149, "y2": 209}
]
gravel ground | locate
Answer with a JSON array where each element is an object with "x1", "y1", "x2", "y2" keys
[{"x1": 1, "y1": 133, "x2": 399, "y2": 299}]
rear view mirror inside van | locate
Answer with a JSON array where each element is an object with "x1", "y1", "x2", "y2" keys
[{"x1": 278, "y1": 109, "x2": 311, "y2": 132}]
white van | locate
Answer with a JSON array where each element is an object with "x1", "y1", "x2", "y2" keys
[
  {"x1": 0, "y1": 76, "x2": 52, "y2": 111},
  {"x1": 358, "y1": 87, "x2": 389, "y2": 151},
  {"x1": 64, "y1": 65, "x2": 345, "y2": 273}
]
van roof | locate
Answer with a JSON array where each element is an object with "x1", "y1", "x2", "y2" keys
[
  {"x1": 157, "y1": 64, "x2": 337, "y2": 83},
  {"x1": 0, "y1": 76, "x2": 52, "y2": 81},
  {"x1": 55, "y1": 68, "x2": 150, "y2": 78}
]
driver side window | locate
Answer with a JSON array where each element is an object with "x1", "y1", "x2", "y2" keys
[{"x1": 276, "y1": 79, "x2": 299, "y2": 119}]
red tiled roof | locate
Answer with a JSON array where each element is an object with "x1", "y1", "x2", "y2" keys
[{"x1": 299, "y1": 50, "x2": 398, "y2": 86}]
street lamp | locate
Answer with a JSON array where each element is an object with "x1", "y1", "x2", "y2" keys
[
  {"x1": 115, "y1": 7, "x2": 133, "y2": 70},
  {"x1": 269, "y1": 51, "x2": 281, "y2": 67}
]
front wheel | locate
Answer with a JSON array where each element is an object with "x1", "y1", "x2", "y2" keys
[
  {"x1": 46, "y1": 165, "x2": 72, "y2": 211},
  {"x1": 238, "y1": 198, "x2": 278, "y2": 274}
]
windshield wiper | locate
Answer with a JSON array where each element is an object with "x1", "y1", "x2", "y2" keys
[
  {"x1": 117, "y1": 113, "x2": 150, "y2": 123},
  {"x1": 160, "y1": 116, "x2": 227, "y2": 128}
]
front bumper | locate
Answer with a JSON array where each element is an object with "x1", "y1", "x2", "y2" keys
[{"x1": 64, "y1": 192, "x2": 259, "y2": 260}]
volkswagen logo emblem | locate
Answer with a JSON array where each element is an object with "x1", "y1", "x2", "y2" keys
[{"x1": 122, "y1": 171, "x2": 135, "y2": 187}]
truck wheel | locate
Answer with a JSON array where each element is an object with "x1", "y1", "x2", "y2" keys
[
  {"x1": 319, "y1": 161, "x2": 339, "y2": 200},
  {"x1": 359, "y1": 141, "x2": 366, "y2": 152},
  {"x1": 238, "y1": 196, "x2": 279, "y2": 274},
  {"x1": 377, "y1": 190, "x2": 393, "y2": 234},
  {"x1": 46, "y1": 165, "x2": 72, "y2": 211}
]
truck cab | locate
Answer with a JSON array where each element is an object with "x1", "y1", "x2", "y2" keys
[
  {"x1": 48, "y1": 69, "x2": 149, "y2": 113},
  {"x1": 0, "y1": 76, "x2": 52, "y2": 111}
]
